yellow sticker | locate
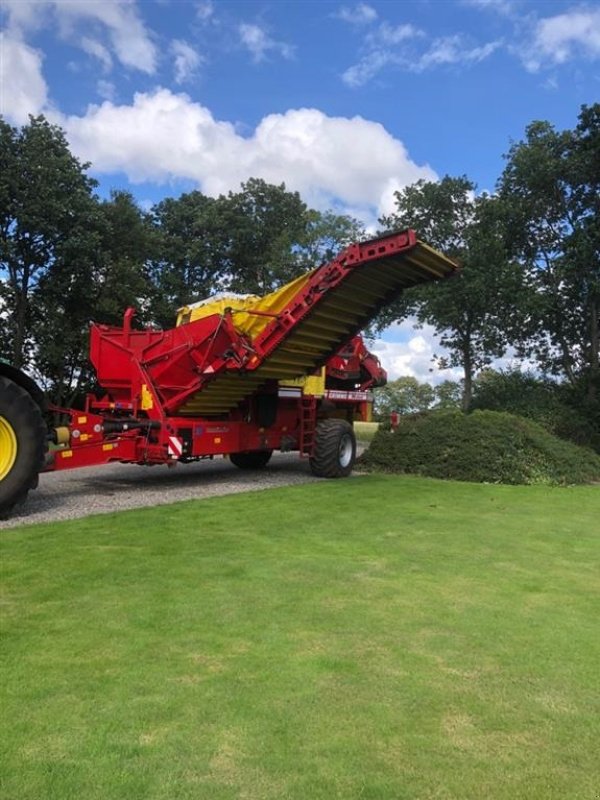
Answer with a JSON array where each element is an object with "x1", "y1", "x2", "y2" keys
[
  {"x1": 102, "y1": 444, "x2": 115, "y2": 451},
  {"x1": 61, "y1": 450, "x2": 73, "y2": 458},
  {"x1": 77, "y1": 416, "x2": 87, "y2": 424},
  {"x1": 141, "y1": 384, "x2": 154, "y2": 411},
  {"x1": 80, "y1": 434, "x2": 89, "y2": 442}
]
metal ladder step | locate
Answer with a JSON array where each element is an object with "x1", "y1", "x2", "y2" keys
[{"x1": 299, "y1": 396, "x2": 317, "y2": 457}]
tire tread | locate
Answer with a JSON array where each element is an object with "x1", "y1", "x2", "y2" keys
[{"x1": 0, "y1": 376, "x2": 47, "y2": 518}]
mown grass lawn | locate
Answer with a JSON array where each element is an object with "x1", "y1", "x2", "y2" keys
[{"x1": 1, "y1": 475, "x2": 599, "y2": 800}]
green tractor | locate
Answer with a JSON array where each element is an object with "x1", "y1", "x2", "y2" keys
[{"x1": 0, "y1": 363, "x2": 48, "y2": 518}]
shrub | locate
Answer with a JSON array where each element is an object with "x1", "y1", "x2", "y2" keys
[
  {"x1": 359, "y1": 410, "x2": 600, "y2": 485},
  {"x1": 471, "y1": 370, "x2": 600, "y2": 453}
]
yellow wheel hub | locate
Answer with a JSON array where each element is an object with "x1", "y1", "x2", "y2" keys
[{"x1": 0, "y1": 415, "x2": 18, "y2": 481}]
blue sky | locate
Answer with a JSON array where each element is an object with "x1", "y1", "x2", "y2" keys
[{"x1": 1, "y1": 0, "x2": 598, "y2": 382}]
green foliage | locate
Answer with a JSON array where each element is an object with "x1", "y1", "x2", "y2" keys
[
  {"x1": 498, "y1": 104, "x2": 600, "y2": 397},
  {"x1": 433, "y1": 379, "x2": 463, "y2": 410},
  {"x1": 295, "y1": 208, "x2": 364, "y2": 268},
  {"x1": 361, "y1": 410, "x2": 600, "y2": 485},
  {"x1": 0, "y1": 115, "x2": 98, "y2": 368},
  {"x1": 148, "y1": 190, "x2": 228, "y2": 328},
  {"x1": 147, "y1": 182, "x2": 362, "y2": 327},
  {"x1": 374, "y1": 377, "x2": 462, "y2": 420},
  {"x1": 219, "y1": 177, "x2": 311, "y2": 294},
  {"x1": 379, "y1": 177, "x2": 520, "y2": 410},
  {"x1": 374, "y1": 375, "x2": 435, "y2": 418},
  {"x1": 33, "y1": 191, "x2": 154, "y2": 405},
  {"x1": 472, "y1": 369, "x2": 600, "y2": 453}
]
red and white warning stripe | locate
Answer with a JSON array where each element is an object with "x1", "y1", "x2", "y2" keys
[{"x1": 168, "y1": 436, "x2": 183, "y2": 459}]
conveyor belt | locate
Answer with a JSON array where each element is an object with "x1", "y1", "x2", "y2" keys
[{"x1": 177, "y1": 235, "x2": 456, "y2": 415}]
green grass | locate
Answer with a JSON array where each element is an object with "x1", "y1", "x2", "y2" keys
[{"x1": 2, "y1": 476, "x2": 599, "y2": 800}]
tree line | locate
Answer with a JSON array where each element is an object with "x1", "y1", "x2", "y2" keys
[{"x1": 1, "y1": 106, "x2": 598, "y2": 429}]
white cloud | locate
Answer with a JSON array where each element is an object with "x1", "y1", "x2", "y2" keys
[
  {"x1": 59, "y1": 0, "x2": 157, "y2": 73},
  {"x1": 342, "y1": 50, "x2": 397, "y2": 88},
  {"x1": 80, "y1": 37, "x2": 113, "y2": 71},
  {"x1": 335, "y1": 3, "x2": 378, "y2": 25},
  {"x1": 52, "y1": 90, "x2": 435, "y2": 224},
  {"x1": 195, "y1": 1, "x2": 215, "y2": 22},
  {"x1": 239, "y1": 23, "x2": 294, "y2": 63},
  {"x1": 523, "y1": 8, "x2": 600, "y2": 72},
  {"x1": 96, "y1": 79, "x2": 116, "y2": 101},
  {"x1": 414, "y1": 36, "x2": 501, "y2": 72},
  {"x1": 0, "y1": 33, "x2": 48, "y2": 125},
  {"x1": 171, "y1": 39, "x2": 202, "y2": 84},
  {"x1": 372, "y1": 320, "x2": 538, "y2": 385},
  {"x1": 342, "y1": 15, "x2": 498, "y2": 86},
  {"x1": 371, "y1": 322, "x2": 463, "y2": 385},
  {"x1": 2, "y1": 0, "x2": 157, "y2": 74},
  {"x1": 1, "y1": 0, "x2": 50, "y2": 31},
  {"x1": 461, "y1": 0, "x2": 514, "y2": 15},
  {"x1": 376, "y1": 22, "x2": 421, "y2": 46}
]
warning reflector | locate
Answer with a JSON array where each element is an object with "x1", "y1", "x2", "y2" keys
[{"x1": 168, "y1": 436, "x2": 183, "y2": 459}]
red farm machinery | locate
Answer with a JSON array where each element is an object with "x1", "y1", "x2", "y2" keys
[{"x1": 0, "y1": 230, "x2": 457, "y2": 518}]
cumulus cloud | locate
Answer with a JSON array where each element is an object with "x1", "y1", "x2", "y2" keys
[
  {"x1": 371, "y1": 322, "x2": 463, "y2": 385},
  {"x1": 523, "y1": 8, "x2": 600, "y2": 72},
  {"x1": 171, "y1": 39, "x2": 203, "y2": 84},
  {"x1": 2, "y1": 0, "x2": 157, "y2": 74},
  {"x1": 239, "y1": 23, "x2": 294, "y2": 62},
  {"x1": 0, "y1": 34, "x2": 48, "y2": 124},
  {"x1": 50, "y1": 90, "x2": 434, "y2": 223},
  {"x1": 372, "y1": 320, "x2": 537, "y2": 384}
]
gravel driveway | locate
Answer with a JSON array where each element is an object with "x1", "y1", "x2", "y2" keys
[{"x1": 0, "y1": 453, "x2": 328, "y2": 529}]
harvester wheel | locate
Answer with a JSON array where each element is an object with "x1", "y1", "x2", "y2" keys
[
  {"x1": 310, "y1": 419, "x2": 356, "y2": 478},
  {"x1": 0, "y1": 376, "x2": 47, "y2": 519},
  {"x1": 230, "y1": 450, "x2": 273, "y2": 469}
]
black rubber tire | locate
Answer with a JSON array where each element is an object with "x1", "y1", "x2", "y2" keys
[
  {"x1": 0, "y1": 376, "x2": 47, "y2": 519},
  {"x1": 309, "y1": 419, "x2": 356, "y2": 478},
  {"x1": 229, "y1": 450, "x2": 273, "y2": 469}
]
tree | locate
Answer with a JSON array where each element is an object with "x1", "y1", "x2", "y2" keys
[
  {"x1": 149, "y1": 191, "x2": 227, "y2": 328},
  {"x1": 498, "y1": 104, "x2": 600, "y2": 400},
  {"x1": 34, "y1": 191, "x2": 153, "y2": 406},
  {"x1": 433, "y1": 380, "x2": 462, "y2": 410},
  {"x1": 147, "y1": 179, "x2": 329, "y2": 327},
  {"x1": 374, "y1": 376, "x2": 434, "y2": 419},
  {"x1": 294, "y1": 209, "x2": 365, "y2": 269},
  {"x1": 0, "y1": 115, "x2": 98, "y2": 368},
  {"x1": 220, "y1": 178, "x2": 311, "y2": 294},
  {"x1": 378, "y1": 177, "x2": 519, "y2": 410}
]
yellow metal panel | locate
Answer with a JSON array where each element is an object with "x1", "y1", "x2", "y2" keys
[
  {"x1": 281, "y1": 368, "x2": 326, "y2": 397},
  {"x1": 176, "y1": 270, "x2": 315, "y2": 342}
]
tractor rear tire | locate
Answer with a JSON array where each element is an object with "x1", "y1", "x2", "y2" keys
[
  {"x1": 310, "y1": 419, "x2": 356, "y2": 478},
  {"x1": 230, "y1": 450, "x2": 273, "y2": 469},
  {"x1": 0, "y1": 376, "x2": 47, "y2": 519}
]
